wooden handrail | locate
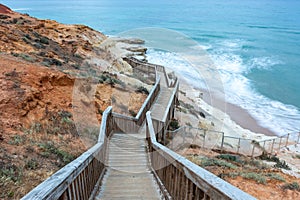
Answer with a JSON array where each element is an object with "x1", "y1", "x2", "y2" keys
[
  {"x1": 124, "y1": 57, "x2": 177, "y2": 88},
  {"x1": 21, "y1": 107, "x2": 113, "y2": 200},
  {"x1": 146, "y1": 112, "x2": 256, "y2": 200},
  {"x1": 112, "y1": 76, "x2": 161, "y2": 133}
]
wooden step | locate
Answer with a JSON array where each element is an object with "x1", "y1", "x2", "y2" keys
[{"x1": 95, "y1": 133, "x2": 163, "y2": 200}]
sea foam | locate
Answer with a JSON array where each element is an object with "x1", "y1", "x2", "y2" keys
[{"x1": 147, "y1": 44, "x2": 300, "y2": 136}]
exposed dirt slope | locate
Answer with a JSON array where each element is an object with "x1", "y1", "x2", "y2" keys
[
  {"x1": 180, "y1": 148, "x2": 300, "y2": 200},
  {"x1": 0, "y1": 5, "x2": 147, "y2": 199}
]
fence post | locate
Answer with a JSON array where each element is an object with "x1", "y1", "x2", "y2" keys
[
  {"x1": 297, "y1": 132, "x2": 300, "y2": 147},
  {"x1": 278, "y1": 137, "x2": 282, "y2": 149},
  {"x1": 202, "y1": 130, "x2": 206, "y2": 148},
  {"x1": 237, "y1": 138, "x2": 241, "y2": 154},
  {"x1": 271, "y1": 139, "x2": 275, "y2": 154},
  {"x1": 183, "y1": 128, "x2": 186, "y2": 144},
  {"x1": 251, "y1": 144, "x2": 255, "y2": 158},
  {"x1": 285, "y1": 133, "x2": 290, "y2": 147},
  {"x1": 220, "y1": 132, "x2": 225, "y2": 151}
]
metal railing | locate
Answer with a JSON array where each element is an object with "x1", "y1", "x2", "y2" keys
[{"x1": 166, "y1": 126, "x2": 300, "y2": 157}]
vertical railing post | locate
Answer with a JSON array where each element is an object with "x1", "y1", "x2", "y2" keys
[
  {"x1": 271, "y1": 139, "x2": 275, "y2": 154},
  {"x1": 237, "y1": 138, "x2": 241, "y2": 154},
  {"x1": 183, "y1": 128, "x2": 186, "y2": 144},
  {"x1": 279, "y1": 137, "x2": 282, "y2": 149},
  {"x1": 220, "y1": 132, "x2": 225, "y2": 151},
  {"x1": 285, "y1": 133, "x2": 290, "y2": 147},
  {"x1": 251, "y1": 144, "x2": 255, "y2": 158},
  {"x1": 202, "y1": 130, "x2": 206, "y2": 148}
]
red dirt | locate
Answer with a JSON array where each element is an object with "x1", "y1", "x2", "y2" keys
[
  {"x1": 0, "y1": 5, "x2": 150, "y2": 199},
  {"x1": 180, "y1": 148, "x2": 300, "y2": 200},
  {"x1": 0, "y1": 4, "x2": 12, "y2": 14}
]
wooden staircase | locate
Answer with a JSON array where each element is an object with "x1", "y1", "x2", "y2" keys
[{"x1": 95, "y1": 133, "x2": 162, "y2": 200}]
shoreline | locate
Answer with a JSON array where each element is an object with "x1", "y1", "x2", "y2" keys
[
  {"x1": 177, "y1": 78, "x2": 277, "y2": 140},
  {"x1": 202, "y1": 91, "x2": 276, "y2": 137}
]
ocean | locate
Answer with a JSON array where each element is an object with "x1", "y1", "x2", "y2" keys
[{"x1": 2, "y1": 0, "x2": 300, "y2": 135}]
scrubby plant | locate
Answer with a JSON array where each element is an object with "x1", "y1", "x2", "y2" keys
[
  {"x1": 265, "y1": 173, "x2": 285, "y2": 182},
  {"x1": 200, "y1": 157, "x2": 237, "y2": 169},
  {"x1": 241, "y1": 172, "x2": 266, "y2": 184},
  {"x1": 282, "y1": 182, "x2": 300, "y2": 191},
  {"x1": 219, "y1": 172, "x2": 240, "y2": 179},
  {"x1": 169, "y1": 119, "x2": 180, "y2": 131},
  {"x1": 42, "y1": 58, "x2": 62, "y2": 66},
  {"x1": 25, "y1": 159, "x2": 39, "y2": 170},
  {"x1": 8, "y1": 135, "x2": 26, "y2": 145},
  {"x1": 38, "y1": 142, "x2": 75, "y2": 165},
  {"x1": 129, "y1": 110, "x2": 137, "y2": 117},
  {"x1": 0, "y1": 165, "x2": 23, "y2": 183},
  {"x1": 216, "y1": 154, "x2": 239, "y2": 162},
  {"x1": 136, "y1": 86, "x2": 149, "y2": 95},
  {"x1": 259, "y1": 154, "x2": 291, "y2": 170}
]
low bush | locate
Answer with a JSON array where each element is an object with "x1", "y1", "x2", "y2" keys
[
  {"x1": 282, "y1": 182, "x2": 300, "y2": 191},
  {"x1": 136, "y1": 86, "x2": 149, "y2": 95},
  {"x1": 169, "y1": 119, "x2": 180, "y2": 131},
  {"x1": 265, "y1": 173, "x2": 285, "y2": 182},
  {"x1": 200, "y1": 157, "x2": 237, "y2": 169},
  {"x1": 241, "y1": 172, "x2": 266, "y2": 184},
  {"x1": 25, "y1": 159, "x2": 39, "y2": 170}
]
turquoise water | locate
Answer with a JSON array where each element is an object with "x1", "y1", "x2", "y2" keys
[{"x1": 2, "y1": 0, "x2": 300, "y2": 135}]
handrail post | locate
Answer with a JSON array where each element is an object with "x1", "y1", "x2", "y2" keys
[
  {"x1": 271, "y1": 139, "x2": 275, "y2": 154},
  {"x1": 297, "y1": 132, "x2": 300, "y2": 147},
  {"x1": 285, "y1": 133, "x2": 290, "y2": 147},
  {"x1": 278, "y1": 137, "x2": 282, "y2": 149},
  {"x1": 237, "y1": 138, "x2": 241, "y2": 154},
  {"x1": 202, "y1": 130, "x2": 206, "y2": 148},
  {"x1": 220, "y1": 132, "x2": 225, "y2": 151},
  {"x1": 251, "y1": 144, "x2": 255, "y2": 158}
]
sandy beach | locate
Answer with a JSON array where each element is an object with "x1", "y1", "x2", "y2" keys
[{"x1": 202, "y1": 90, "x2": 276, "y2": 136}]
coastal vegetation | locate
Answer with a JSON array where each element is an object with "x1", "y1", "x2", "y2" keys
[
  {"x1": 0, "y1": 5, "x2": 149, "y2": 199},
  {"x1": 182, "y1": 148, "x2": 300, "y2": 199}
]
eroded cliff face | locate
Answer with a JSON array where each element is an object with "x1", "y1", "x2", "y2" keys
[{"x1": 0, "y1": 4, "x2": 148, "y2": 199}]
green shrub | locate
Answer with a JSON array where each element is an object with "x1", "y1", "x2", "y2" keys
[
  {"x1": 216, "y1": 154, "x2": 239, "y2": 162},
  {"x1": 8, "y1": 135, "x2": 25, "y2": 145},
  {"x1": 274, "y1": 160, "x2": 291, "y2": 170},
  {"x1": 129, "y1": 110, "x2": 137, "y2": 117},
  {"x1": 259, "y1": 154, "x2": 291, "y2": 170},
  {"x1": 136, "y1": 86, "x2": 149, "y2": 95},
  {"x1": 169, "y1": 119, "x2": 180, "y2": 131},
  {"x1": 266, "y1": 173, "x2": 285, "y2": 182},
  {"x1": 241, "y1": 172, "x2": 266, "y2": 184},
  {"x1": 282, "y1": 182, "x2": 300, "y2": 191},
  {"x1": 38, "y1": 142, "x2": 75, "y2": 165},
  {"x1": 200, "y1": 157, "x2": 237, "y2": 169},
  {"x1": 39, "y1": 37, "x2": 49, "y2": 45},
  {"x1": 43, "y1": 58, "x2": 62, "y2": 66},
  {"x1": 25, "y1": 159, "x2": 39, "y2": 170},
  {"x1": 0, "y1": 165, "x2": 22, "y2": 183}
]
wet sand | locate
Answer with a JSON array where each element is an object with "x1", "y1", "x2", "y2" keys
[{"x1": 202, "y1": 91, "x2": 276, "y2": 136}]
